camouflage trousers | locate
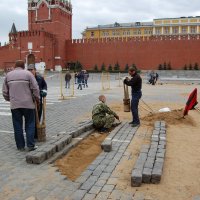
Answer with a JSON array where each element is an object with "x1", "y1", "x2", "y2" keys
[{"x1": 93, "y1": 114, "x2": 115, "y2": 129}]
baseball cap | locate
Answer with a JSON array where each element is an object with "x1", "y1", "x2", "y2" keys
[{"x1": 27, "y1": 64, "x2": 36, "y2": 70}]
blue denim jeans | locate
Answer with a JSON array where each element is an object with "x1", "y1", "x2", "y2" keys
[
  {"x1": 11, "y1": 108, "x2": 35, "y2": 149},
  {"x1": 65, "y1": 80, "x2": 70, "y2": 88},
  {"x1": 131, "y1": 91, "x2": 142, "y2": 125}
]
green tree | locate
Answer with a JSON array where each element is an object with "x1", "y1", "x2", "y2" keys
[
  {"x1": 158, "y1": 64, "x2": 163, "y2": 70},
  {"x1": 189, "y1": 63, "x2": 193, "y2": 70},
  {"x1": 124, "y1": 64, "x2": 129, "y2": 72},
  {"x1": 94, "y1": 64, "x2": 98, "y2": 72},
  {"x1": 101, "y1": 63, "x2": 106, "y2": 72},
  {"x1": 183, "y1": 64, "x2": 188, "y2": 70},
  {"x1": 163, "y1": 62, "x2": 167, "y2": 70},
  {"x1": 114, "y1": 62, "x2": 120, "y2": 71},
  {"x1": 131, "y1": 63, "x2": 137, "y2": 69},
  {"x1": 194, "y1": 63, "x2": 199, "y2": 70},
  {"x1": 167, "y1": 62, "x2": 172, "y2": 70},
  {"x1": 108, "y1": 64, "x2": 113, "y2": 72},
  {"x1": 75, "y1": 61, "x2": 82, "y2": 71}
]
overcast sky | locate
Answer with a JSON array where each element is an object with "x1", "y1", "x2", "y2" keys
[{"x1": 1, "y1": 0, "x2": 200, "y2": 44}]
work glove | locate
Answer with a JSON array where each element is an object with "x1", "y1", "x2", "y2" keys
[
  {"x1": 123, "y1": 77, "x2": 129, "y2": 83},
  {"x1": 115, "y1": 115, "x2": 120, "y2": 120},
  {"x1": 40, "y1": 89, "x2": 47, "y2": 97}
]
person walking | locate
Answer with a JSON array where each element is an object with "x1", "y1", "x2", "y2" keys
[
  {"x1": 74, "y1": 72, "x2": 78, "y2": 84},
  {"x1": 84, "y1": 71, "x2": 89, "y2": 88},
  {"x1": 124, "y1": 66, "x2": 142, "y2": 127},
  {"x1": 2, "y1": 60, "x2": 40, "y2": 151},
  {"x1": 149, "y1": 71, "x2": 156, "y2": 85},
  {"x1": 92, "y1": 95, "x2": 120, "y2": 132},
  {"x1": 77, "y1": 71, "x2": 82, "y2": 90},
  {"x1": 80, "y1": 70, "x2": 85, "y2": 88},
  {"x1": 65, "y1": 70, "x2": 72, "y2": 89}
]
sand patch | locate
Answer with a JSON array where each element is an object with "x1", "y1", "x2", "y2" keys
[
  {"x1": 55, "y1": 132, "x2": 108, "y2": 181},
  {"x1": 141, "y1": 109, "x2": 196, "y2": 127}
]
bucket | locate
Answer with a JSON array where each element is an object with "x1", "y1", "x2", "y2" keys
[{"x1": 123, "y1": 98, "x2": 130, "y2": 112}]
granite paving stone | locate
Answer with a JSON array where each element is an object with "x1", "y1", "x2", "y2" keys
[
  {"x1": 70, "y1": 189, "x2": 87, "y2": 200},
  {"x1": 193, "y1": 195, "x2": 200, "y2": 200},
  {"x1": 95, "y1": 192, "x2": 110, "y2": 200},
  {"x1": 88, "y1": 185, "x2": 102, "y2": 195},
  {"x1": 95, "y1": 179, "x2": 107, "y2": 187},
  {"x1": 101, "y1": 184, "x2": 115, "y2": 193},
  {"x1": 82, "y1": 193, "x2": 96, "y2": 200},
  {"x1": 109, "y1": 189, "x2": 123, "y2": 200}
]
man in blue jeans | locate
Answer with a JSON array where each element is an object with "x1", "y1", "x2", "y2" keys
[
  {"x1": 2, "y1": 60, "x2": 40, "y2": 151},
  {"x1": 124, "y1": 66, "x2": 142, "y2": 127}
]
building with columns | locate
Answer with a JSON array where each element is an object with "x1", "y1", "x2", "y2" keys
[
  {"x1": 82, "y1": 16, "x2": 200, "y2": 39},
  {"x1": 1, "y1": 1, "x2": 200, "y2": 71}
]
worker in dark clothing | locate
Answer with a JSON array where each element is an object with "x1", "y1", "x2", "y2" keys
[
  {"x1": 124, "y1": 66, "x2": 142, "y2": 127},
  {"x1": 27, "y1": 64, "x2": 47, "y2": 138},
  {"x1": 28, "y1": 65, "x2": 47, "y2": 120}
]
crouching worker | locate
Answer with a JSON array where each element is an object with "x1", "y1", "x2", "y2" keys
[{"x1": 92, "y1": 95, "x2": 120, "y2": 132}]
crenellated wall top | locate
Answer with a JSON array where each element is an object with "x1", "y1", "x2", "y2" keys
[
  {"x1": 17, "y1": 30, "x2": 54, "y2": 38},
  {"x1": 68, "y1": 34, "x2": 200, "y2": 44}
]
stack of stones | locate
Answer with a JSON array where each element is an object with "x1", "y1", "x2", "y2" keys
[
  {"x1": 26, "y1": 121, "x2": 94, "y2": 164},
  {"x1": 131, "y1": 121, "x2": 166, "y2": 187}
]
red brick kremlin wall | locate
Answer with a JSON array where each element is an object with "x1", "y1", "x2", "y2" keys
[
  {"x1": 1, "y1": 34, "x2": 200, "y2": 71},
  {"x1": 0, "y1": 46, "x2": 20, "y2": 70},
  {"x1": 66, "y1": 35, "x2": 200, "y2": 70},
  {"x1": 0, "y1": 30, "x2": 55, "y2": 70}
]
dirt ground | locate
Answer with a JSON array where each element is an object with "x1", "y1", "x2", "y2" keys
[
  {"x1": 55, "y1": 84, "x2": 200, "y2": 199},
  {"x1": 110, "y1": 101, "x2": 200, "y2": 200},
  {"x1": 55, "y1": 133, "x2": 108, "y2": 181}
]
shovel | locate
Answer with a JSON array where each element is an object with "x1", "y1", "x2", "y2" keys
[{"x1": 35, "y1": 97, "x2": 46, "y2": 142}]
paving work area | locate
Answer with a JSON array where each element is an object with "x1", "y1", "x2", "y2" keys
[{"x1": 0, "y1": 73, "x2": 200, "y2": 200}]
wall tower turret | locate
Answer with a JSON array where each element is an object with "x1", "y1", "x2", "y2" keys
[
  {"x1": 28, "y1": 0, "x2": 72, "y2": 40},
  {"x1": 28, "y1": 0, "x2": 73, "y2": 68},
  {"x1": 9, "y1": 23, "x2": 18, "y2": 48}
]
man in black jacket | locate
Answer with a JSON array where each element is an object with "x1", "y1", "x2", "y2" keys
[
  {"x1": 124, "y1": 67, "x2": 142, "y2": 127},
  {"x1": 28, "y1": 64, "x2": 47, "y2": 138},
  {"x1": 27, "y1": 64, "x2": 47, "y2": 119}
]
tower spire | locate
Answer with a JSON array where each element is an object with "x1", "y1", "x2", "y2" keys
[{"x1": 10, "y1": 23, "x2": 17, "y2": 34}]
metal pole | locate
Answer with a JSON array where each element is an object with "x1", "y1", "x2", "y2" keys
[
  {"x1": 108, "y1": 73, "x2": 110, "y2": 89},
  {"x1": 60, "y1": 71, "x2": 63, "y2": 99},
  {"x1": 141, "y1": 99, "x2": 154, "y2": 113},
  {"x1": 118, "y1": 72, "x2": 121, "y2": 87},
  {"x1": 101, "y1": 72, "x2": 104, "y2": 90},
  {"x1": 72, "y1": 72, "x2": 75, "y2": 97}
]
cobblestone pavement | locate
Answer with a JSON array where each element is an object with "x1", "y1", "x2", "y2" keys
[
  {"x1": 0, "y1": 74, "x2": 126, "y2": 200},
  {"x1": 0, "y1": 74, "x2": 199, "y2": 200}
]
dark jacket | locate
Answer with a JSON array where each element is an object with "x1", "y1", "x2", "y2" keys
[
  {"x1": 124, "y1": 73, "x2": 142, "y2": 94},
  {"x1": 65, "y1": 72, "x2": 71, "y2": 81},
  {"x1": 35, "y1": 74, "x2": 47, "y2": 100},
  {"x1": 36, "y1": 75, "x2": 47, "y2": 91}
]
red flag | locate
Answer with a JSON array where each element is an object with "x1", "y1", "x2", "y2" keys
[{"x1": 183, "y1": 88, "x2": 198, "y2": 116}]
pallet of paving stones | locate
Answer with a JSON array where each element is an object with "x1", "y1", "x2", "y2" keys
[
  {"x1": 26, "y1": 120, "x2": 94, "y2": 164},
  {"x1": 131, "y1": 121, "x2": 166, "y2": 187}
]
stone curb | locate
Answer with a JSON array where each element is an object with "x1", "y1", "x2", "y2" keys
[
  {"x1": 26, "y1": 121, "x2": 94, "y2": 164},
  {"x1": 48, "y1": 129, "x2": 95, "y2": 164},
  {"x1": 131, "y1": 121, "x2": 167, "y2": 187}
]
